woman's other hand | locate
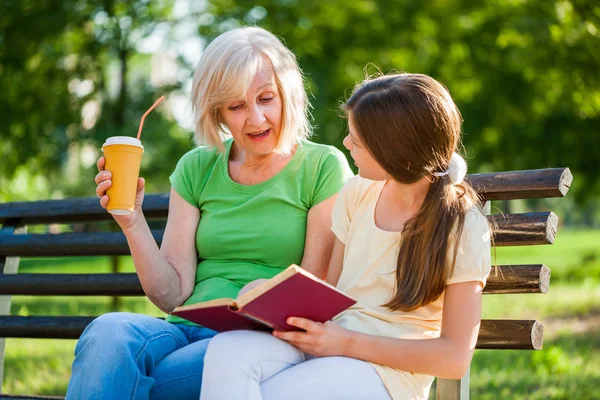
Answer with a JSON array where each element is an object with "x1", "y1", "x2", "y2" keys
[
  {"x1": 273, "y1": 318, "x2": 354, "y2": 357},
  {"x1": 95, "y1": 156, "x2": 145, "y2": 231}
]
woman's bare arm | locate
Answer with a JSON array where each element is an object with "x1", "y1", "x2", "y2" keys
[
  {"x1": 325, "y1": 238, "x2": 345, "y2": 286},
  {"x1": 300, "y1": 195, "x2": 338, "y2": 280},
  {"x1": 120, "y1": 187, "x2": 199, "y2": 312}
]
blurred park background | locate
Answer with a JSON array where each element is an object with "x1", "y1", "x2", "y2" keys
[{"x1": 0, "y1": 0, "x2": 599, "y2": 398}]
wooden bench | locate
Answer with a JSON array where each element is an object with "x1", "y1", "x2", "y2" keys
[{"x1": 0, "y1": 167, "x2": 573, "y2": 399}]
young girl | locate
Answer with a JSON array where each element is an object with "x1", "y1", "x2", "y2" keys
[{"x1": 198, "y1": 73, "x2": 492, "y2": 400}]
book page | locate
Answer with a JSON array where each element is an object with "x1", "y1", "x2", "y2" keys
[
  {"x1": 171, "y1": 302, "x2": 270, "y2": 332},
  {"x1": 172, "y1": 298, "x2": 235, "y2": 312}
]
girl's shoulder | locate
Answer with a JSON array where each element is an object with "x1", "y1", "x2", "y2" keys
[
  {"x1": 338, "y1": 176, "x2": 384, "y2": 208},
  {"x1": 446, "y1": 203, "x2": 492, "y2": 285},
  {"x1": 463, "y1": 203, "x2": 490, "y2": 234}
]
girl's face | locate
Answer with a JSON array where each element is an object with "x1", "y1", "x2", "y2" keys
[
  {"x1": 343, "y1": 113, "x2": 389, "y2": 181},
  {"x1": 220, "y1": 57, "x2": 283, "y2": 157}
]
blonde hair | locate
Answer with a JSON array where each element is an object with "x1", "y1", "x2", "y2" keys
[{"x1": 191, "y1": 26, "x2": 311, "y2": 154}]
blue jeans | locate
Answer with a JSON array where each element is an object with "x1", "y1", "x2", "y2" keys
[{"x1": 66, "y1": 312, "x2": 217, "y2": 400}]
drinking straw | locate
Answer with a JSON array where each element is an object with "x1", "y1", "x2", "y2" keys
[{"x1": 137, "y1": 95, "x2": 165, "y2": 140}]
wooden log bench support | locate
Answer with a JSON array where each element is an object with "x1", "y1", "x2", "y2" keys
[{"x1": 0, "y1": 168, "x2": 572, "y2": 399}]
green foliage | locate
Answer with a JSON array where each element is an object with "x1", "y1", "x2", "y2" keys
[
  {"x1": 201, "y1": 0, "x2": 600, "y2": 204},
  {"x1": 1, "y1": 1, "x2": 599, "y2": 212},
  {"x1": 0, "y1": 0, "x2": 191, "y2": 201}
]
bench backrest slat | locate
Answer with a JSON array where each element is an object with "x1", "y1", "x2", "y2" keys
[
  {"x1": 0, "y1": 315, "x2": 542, "y2": 350},
  {"x1": 0, "y1": 212, "x2": 557, "y2": 257},
  {"x1": 477, "y1": 319, "x2": 544, "y2": 350},
  {"x1": 0, "y1": 194, "x2": 170, "y2": 225},
  {"x1": 491, "y1": 211, "x2": 558, "y2": 246},
  {"x1": 0, "y1": 230, "x2": 164, "y2": 257},
  {"x1": 468, "y1": 167, "x2": 572, "y2": 201},
  {"x1": 0, "y1": 265, "x2": 550, "y2": 296},
  {"x1": 0, "y1": 168, "x2": 572, "y2": 226}
]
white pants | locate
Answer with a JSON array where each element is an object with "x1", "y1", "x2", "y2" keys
[{"x1": 200, "y1": 330, "x2": 392, "y2": 400}]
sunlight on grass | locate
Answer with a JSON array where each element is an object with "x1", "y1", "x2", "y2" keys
[
  {"x1": 3, "y1": 297, "x2": 165, "y2": 395},
  {"x1": 468, "y1": 329, "x2": 600, "y2": 400},
  {"x1": 494, "y1": 229, "x2": 600, "y2": 285},
  {"x1": 3, "y1": 339, "x2": 75, "y2": 395},
  {"x1": 482, "y1": 283, "x2": 600, "y2": 320},
  {"x1": 19, "y1": 256, "x2": 136, "y2": 274}
]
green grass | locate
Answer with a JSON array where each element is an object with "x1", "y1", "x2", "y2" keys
[
  {"x1": 482, "y1": 283, "x2": 600, "y2": 320},
  {"x1": 469, "y1": 328, "x2": 600, "y2": 400},
  {"x1": 3, "y1": 297, "x2": 163, "y2": 395},
  {"x1": 493, "y1": 229, "x2": 600, "y2": 285},
  {"x1": 18, "y1": 255, "x2": 137, "y2": 274},
  {"x1": 3, "y1": 229, "x2": 599, "y2": 397}
]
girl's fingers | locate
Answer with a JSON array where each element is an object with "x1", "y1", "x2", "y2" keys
[
  {"x1": 137, "y1": 177, "x2": 145, "y2": 191},
  {"x1": 287, "y1": 340, "x2": 305, "y2": 350},
  {"x1": 273, "y1": 330, "x2": 308, "y2": 343},
  {"x1": 287, "y1": 317, "x2": 319, "y2": 331}
]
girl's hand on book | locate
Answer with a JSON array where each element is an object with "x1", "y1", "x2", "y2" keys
[{"x1": 273, "y1": 318, "x2": 353, "y2": 357}]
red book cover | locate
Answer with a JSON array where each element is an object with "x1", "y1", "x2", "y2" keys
[
  {"x1": 170, "y1": 265, "x2": 356, "y2": 332},
  {"x1": 171, "y1": 302, "x2": 270, "y2": 332}
]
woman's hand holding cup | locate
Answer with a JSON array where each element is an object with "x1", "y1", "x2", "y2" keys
[{"x1": 95, "y1": 156, "x2": 145, "y2": 231}]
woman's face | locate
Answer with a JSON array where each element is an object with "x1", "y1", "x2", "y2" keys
[
  {"x1": 220, "y1": 57, "x2": 283, "y2": 157},
  {"x1": 343, "y1": 113, "x2": 389, "y2": 181}
]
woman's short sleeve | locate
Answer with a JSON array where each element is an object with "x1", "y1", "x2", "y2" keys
[
  {"x1": 169, "y1": 150, "x2": 200, "y2": 207},
  {"x1": 331, "y1": 176, "x2": 365, "y2": 244},
  {"x1": 447, "y1": 208, "x2": 492, "y2": 287},
  {"x1": 311, "y1": 148, "x2": 354, "y2": 206}
]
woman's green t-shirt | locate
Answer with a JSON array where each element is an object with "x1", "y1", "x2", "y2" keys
[{"x1": 166, "y1": 139, "x2": 354, "y2": 325}]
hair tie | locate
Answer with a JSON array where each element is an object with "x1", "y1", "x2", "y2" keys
[{"x1": 432, "y1": 153, "x2": 467, "y2": 185}]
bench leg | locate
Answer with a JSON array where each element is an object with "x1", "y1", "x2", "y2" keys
[
  {"x1": 436, "y1": 367, "x2": 470, "y2": 400},
  {"x1": 0, "y1": 222, "x2": 26, "y2": 392}
]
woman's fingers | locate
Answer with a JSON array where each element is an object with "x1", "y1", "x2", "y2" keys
[
  {"x1": 97, "y1": 156, "x2": 105, "y2": 172},
  {"x1": 99, "y1": 195, "x2": 109, "y2": 209},
  {"x1": 96, "y1": 157, "x2": 110, "y2": 210},
  {"x1": 95, "y1": 179, "x2": 112, "y2": 198},
  {"x1": 137, "y1": 177, "x2": 145, "y2": 192},
  {"x1": 94, "y1": 171, "x2": 112, "y2": 185}
]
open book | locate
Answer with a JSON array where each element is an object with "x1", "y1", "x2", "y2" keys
[{"x1": 171, "y1": 265, "x2": 356, "y2": 332}]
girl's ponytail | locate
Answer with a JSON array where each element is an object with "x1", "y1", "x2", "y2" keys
[{"x1": 383, "y1": 174, "x2": 480, "y2": 311}]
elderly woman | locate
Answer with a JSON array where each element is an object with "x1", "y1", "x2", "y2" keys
[{"x1": 66, "y1": 27, "x2": 353, "y2": 400}]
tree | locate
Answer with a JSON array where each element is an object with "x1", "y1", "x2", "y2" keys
[
  {"x1": 0, "y1": 0, "x2": 192, "y2": 201},
  {"x1": 1, "y1": 0, "x2": 598, "y2": 209},
  {"x1": 200, "y1": 0, "x2": 600, "y2": 203}
]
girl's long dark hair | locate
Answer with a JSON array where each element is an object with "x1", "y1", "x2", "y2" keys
[{"x1": 344, "y1": 73, "x2": 487, "y2": 311}]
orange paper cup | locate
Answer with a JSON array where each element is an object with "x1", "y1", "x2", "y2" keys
[{"x1": 101, "y1": 136, "x2": 144, "y2": 215}]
